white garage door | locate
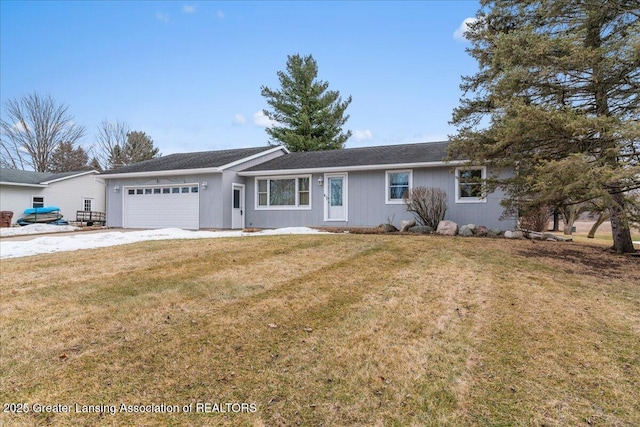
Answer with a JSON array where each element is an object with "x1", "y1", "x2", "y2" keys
[{"x1": 124, "y1": 184, "x2": 200, "y2": 229}]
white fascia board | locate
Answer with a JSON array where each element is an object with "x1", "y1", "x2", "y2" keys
[
  {"x1": 217, "y1": 146, "x2": 289, "y2": 171},
  {"x1": 40, "y1": 170, "x2": 99, "y2": 184},
  {"x1": 237, "y1": 160, "x2": 468, "y2": 176},
  {"x1": 0, "y1": 181, "x2": 47, "y2": 188},
  {"x1": 100, "y1": 167, "x2": 223, "y2": 179}
]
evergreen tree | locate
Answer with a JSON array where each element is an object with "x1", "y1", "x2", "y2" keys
[
  {"x1": 95, "y1": 120, "x2": 160, "y2": 170},
  {"x1": 125, "y1": 131, "x2": 159, "y2": 163},
  {"x1": 261, "y1": 54, "x2": 352, "y2": 151},
  {"x1": 450, "y1": 0, "x2": 639, "y2": 253},
  {"x1": 49, "y1": 141, "x2": 90, "y2": 172}
]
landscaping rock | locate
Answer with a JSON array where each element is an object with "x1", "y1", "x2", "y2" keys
[
  {"x1": 378, "y1": 223, "x2": 398, "y2": 233},
  {"x1": 475, "y1": 225, "x2": 489, "y2": 237},
  {"x1": 400, "y1": 219, "x2": 416, "y2": 232},
  {"x1": 504, "y1": 230, "x2": 525, "y2": 239},
  {"x1": 408, "y1": 225, "x2": 434, "y2": 234},
  {"x1": 459, "y1": 225, "x2": 474, "y2": 237},
  {"x1": 486, "y1": 229, "x2": 500, "y2": 238},
  {"x1": 436, "y1": 220, "x2": 458, "y2": 236}
]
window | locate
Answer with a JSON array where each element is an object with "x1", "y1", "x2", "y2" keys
[
  {"x1": 256, "y1": 176, "x2": 311, "y2": 209},
  {"x1": 32, "y1": 196, "x2": 45, "y2": 208},
  {"x1": 128, "y1": 189, "x2": 135, "y2": 195},
  {"x1": 386, "y1": 170, "x2": 412, "y2": 204},
  {"x1": 83, "y1": 198, "x2": 93, "y2": 211},
  {"x1": 191, "y1": 186, "x2": 198, "y2": 193},
  {"x1": 298, "y1": 177, "x2": 310, "y2": 206},
  {"x1": 456, "y1": 167, "x2": 486, "y2": 203},
  {"x1": 258, "y1": 179, "x2": 268, "y2": 206},
  {"x1": 233, "y1": 188, "x2": 241, "y2": 209},
  {"x1": 144, "y1": 188, "x2": 152, "y2": 194},
  {"x1": 136, "y1": 189, "x2": 143, "y2": 195},
  {"x1": 163, "y1": 188, "x2": 170, "y2": 194},
  {"x1": 172, "y1": 187, "x2": 180, "y2": 194},
  {"x1": 154, "y1": 188, "x2": 161, "y2": 194}
]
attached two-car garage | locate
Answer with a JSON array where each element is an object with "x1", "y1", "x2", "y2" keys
[{"x1": 123, "y1": 184, "x2": 200, "y2": 230}]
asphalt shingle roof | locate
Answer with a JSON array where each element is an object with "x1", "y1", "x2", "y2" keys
[
  {"x1": 245, "y1": 141, "x2": 453, "y2": 171},
  {"x1": 103, "y1": 146, "x2": 276, "y2": 174},
  {"x1": 0, "y1": 168, "x2": 88, "y2": 185}
]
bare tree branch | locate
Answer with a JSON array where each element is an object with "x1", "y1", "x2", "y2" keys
[{"x1": 0, "y1": 92, "x2": 85, "y2": 171}]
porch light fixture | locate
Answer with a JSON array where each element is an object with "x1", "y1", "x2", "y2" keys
[
  {"x1": 114, "y1": 185, "x2": 120, "y2": 192},
  {"x1": 318, "y1": 176, "x2": 324, "y2": 186},
  {"x1": 201, "y1": 182, "x2": 208, "y2": 189}
]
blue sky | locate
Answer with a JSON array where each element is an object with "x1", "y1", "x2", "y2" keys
[{"x1": 0, "y1": 1, "x2": 480, "y2": 155}]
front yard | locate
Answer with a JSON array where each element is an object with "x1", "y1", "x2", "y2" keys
[{"x1": 1, "y1": 234, "x2": 638, "y2": 426}]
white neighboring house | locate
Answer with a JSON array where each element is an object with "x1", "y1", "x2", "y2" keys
[{"x1": 0, "y1": 168, "x2": 105, "y2": 225}]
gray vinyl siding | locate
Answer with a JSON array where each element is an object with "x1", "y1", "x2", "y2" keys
[{"x1": 245, "y1": 166, "x2": 515, "y2": 231}]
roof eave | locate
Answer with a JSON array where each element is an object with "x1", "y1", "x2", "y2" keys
[
  {"x1": 100, "y1": 167, "x2": 224, "y2": 179},
  {"x1": 0, "y1": 181, "x2": 48, "y2": 188},
  {"x1": 40, "y1": 170, "x2": 99, "y2": 184},
  {"x1": 217, "y1": 146, "x2": 289, "y2": 171},
  {"x1": 238, "y1": 160, "x2": 468, "y2": 176}
]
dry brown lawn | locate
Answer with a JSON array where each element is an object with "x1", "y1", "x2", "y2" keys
[{"x1": 1, "y1": 234, "x2": 639, "y2": 426}]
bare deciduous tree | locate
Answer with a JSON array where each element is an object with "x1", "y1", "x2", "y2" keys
[
  {"x1": 403, "y1": 186, "x2": 448, "y2": 229},
  {"x1": 95, "y1": 121, "x2": 160, "y2": 170},
  {"x1": 95, "y1": 120, "x2": 129, "y2": 170},
  {"x1": 0, "y1": 92, "x2": 85, "y2": 171}
]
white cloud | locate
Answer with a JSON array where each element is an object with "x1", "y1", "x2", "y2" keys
[
  {"x1": 453, "y1": 17, "x2": 477, "y2": 41},
  {"x1": 233, "y1": 114, "x2": 246, "y2": 125},
  {"x1": 217, "y1": 10, "x2": 225, "y2": 19},
  {"x1": 156, "y1": 12, "x2": 170, "y2": 23},
  {"x1": 253, "y1": 111, "x2": 277, "y2": 128},
  {"x1": 183, "y1": 5, "x2": 196, "y2": 14},
  {"x1": 353, "y1": 129, "x2": 373, "y2": 142}
]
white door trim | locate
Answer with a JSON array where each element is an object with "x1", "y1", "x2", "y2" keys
[
  {"x1": 324, "y1": 172, "x2": 348, "y2": 222},
  {"x1": 231, "y1": 183, "x2": 245, "y2": 229}
]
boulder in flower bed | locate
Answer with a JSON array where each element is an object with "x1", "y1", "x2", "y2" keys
[
  {"x1": 408, "y1": 225, "x2": 434, "y2": 234},
  {"x1": 459, "y1": 225, "x2": 474, "y2": 237},
  {"x1": 436, "y1": 220, "x2": 458, "y2": 236},
  {"x1": 475, "y1": 225, "x2": 489, "y2": 236},
  {"x1": 400, "y1": 219, "x2": 417, "y2": 232}
]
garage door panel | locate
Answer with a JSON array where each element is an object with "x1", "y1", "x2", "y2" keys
[{"x1": 124, "y1": 186, "x2": 199, "y2": 229}]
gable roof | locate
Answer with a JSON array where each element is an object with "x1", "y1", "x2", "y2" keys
[
  {"x1": 0, "y1": 168, "x2": 97, "y2": 187},
  {"x1": 100, "y1": 146, "x2": 285, "y2": 177},
  {"x1": 240, "y1": 141, "x2": 462, "y2": 175}
]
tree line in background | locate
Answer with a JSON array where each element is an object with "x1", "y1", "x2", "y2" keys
[{"x1": 0, "y1": 92, "x2": 160, "y2": 173}]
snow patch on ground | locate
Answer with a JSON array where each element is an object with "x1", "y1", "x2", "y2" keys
[
  {"x1": 0, "y1": 224, "x2": 79, "y2": 237},
  {"x1": 0, "y1": 227, "x2": 329, "y2": 259}
]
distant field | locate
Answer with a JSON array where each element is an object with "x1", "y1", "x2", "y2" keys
[{"x1": 1, "y1": 234, "x2": 639, "y2": 426}]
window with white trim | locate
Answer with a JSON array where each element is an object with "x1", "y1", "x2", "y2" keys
[
  {"x1": 32, "y1": 196, "x2": 45, "y2": 209},
  {"x1": 386, "y1": 170, "x2": 412, "y2": 204},
  {"x1": 83, "y1": 198, "x2": 93, "y2": 211},
  {"x1": 256, "y1": 176, "x2": 311, "y2": 209},
  {"x1": 455, "y1": 167, "x2": 486, "y2": 203}
]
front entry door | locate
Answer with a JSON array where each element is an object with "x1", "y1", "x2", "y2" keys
[
  {"x1": 325, "y1": 174, "x2": 347, "y2": 221},
  {"x1": 231, "y1": 184, "x2": 245, "y2": 229}
]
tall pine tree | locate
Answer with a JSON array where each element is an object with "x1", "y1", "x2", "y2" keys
[
  {"x1": 49, "y1": 141, "x2": 90, "y2": 172},
  {"x1": 261, "y1": 54, "x2": 352, "y2": 152},
  {"x1": 450, "y1": 0, "x2": 639, "y2": 253}
]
